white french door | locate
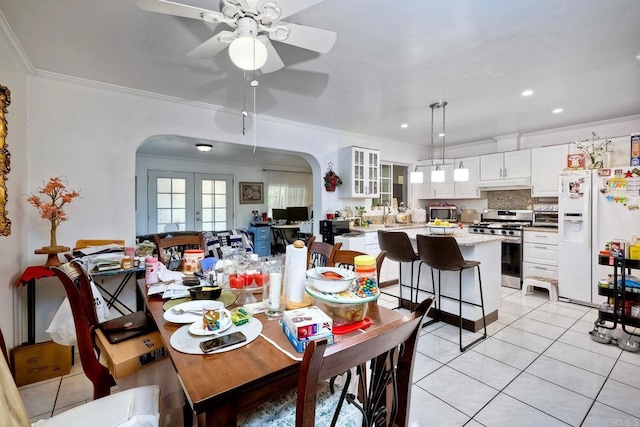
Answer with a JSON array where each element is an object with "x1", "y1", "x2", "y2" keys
[{"x1": 148, "y1": 171, "x2": 233, "y2": 233}]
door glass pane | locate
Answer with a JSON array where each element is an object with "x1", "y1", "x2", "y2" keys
[
  {"x1": 200, "y1": 179, "x2": 231, "y2": 231},
  {"x1": 157, "y1": 178, "x2": 171, "y2": 193},
  {"x1": 157, "y1": 194, "x2": 171, "y2": 208},
  {"x1": 172, "y1": 194, "x2": 186, "y2": 208},
  {"x1": 154, "y1": 177, "x2": 187, "y2": 232}
]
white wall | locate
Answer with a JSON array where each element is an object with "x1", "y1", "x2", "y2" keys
[{"x1": 0, "y1": 33, "x2": 28, "y2": 348}]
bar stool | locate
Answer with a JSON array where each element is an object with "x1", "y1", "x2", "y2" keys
[
  {"x1": 378, "y1": 230, "x2": 428, "y2": 311},
  {"x1": 416, "y1": 234, "x2": 487, "y2": 351}
]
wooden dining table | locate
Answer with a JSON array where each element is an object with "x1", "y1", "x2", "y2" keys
[{"x1": 138, "y1": 281, "x2": 404, "y2": 426}]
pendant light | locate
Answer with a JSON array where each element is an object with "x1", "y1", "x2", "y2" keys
[
  {"x1": 430, "y1": 102, "x2": 446, "y2": 183},
  {"x1": 410, "y1": 166, "x2": 424, "y2": 184},
  {"x1": 454, "y1": 161, "x2": 469, "y2": 182}
]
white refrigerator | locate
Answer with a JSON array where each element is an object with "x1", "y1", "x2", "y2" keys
[{"x1": 558, "y1": 169, "x2": 640, "y2": 304}]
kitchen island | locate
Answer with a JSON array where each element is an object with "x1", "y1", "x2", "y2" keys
[{"x1": 400, "y1": 229, "x2": 503, "y2": 332}]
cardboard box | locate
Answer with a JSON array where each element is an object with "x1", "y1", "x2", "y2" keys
[
  {"x1": 282, "y1": 322, "x2": 333, "y2": 353},
  {"x1": 283, "y1": 306, "x2": 333, "y2": 339},
  {"x1": 95, "y1": 329, "x2": 166, "y2": 379},
  {"x1": 12, "y1": 341, "x2": 72, "y2": 386}
]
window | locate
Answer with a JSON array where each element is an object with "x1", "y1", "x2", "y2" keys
[
  {"x1": 264, "y1": 170, "x2": 312, "y2": 217},
  {"x1": 148, "y1": 171, "x2": 233, "y2": 232}
]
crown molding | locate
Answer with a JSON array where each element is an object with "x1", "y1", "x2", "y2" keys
[{"x1": 0, "y1": 9, "x2": 35, "y2": 73}]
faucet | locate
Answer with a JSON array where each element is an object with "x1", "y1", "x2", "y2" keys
[{"x1": 382, "y1": 203, "x2": 389, "y2": 225}]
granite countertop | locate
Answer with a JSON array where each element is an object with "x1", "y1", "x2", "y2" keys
[
  {"x1": 523, "y1": 227, "x2": 558, "y2": 233},
  {"x1": 350, "y1": 224, "x2": 426, "y2": 233}
]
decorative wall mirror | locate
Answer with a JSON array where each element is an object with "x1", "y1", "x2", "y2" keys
[{"x1": 0, "y1": 85, "x2": 11, "y2": 236}]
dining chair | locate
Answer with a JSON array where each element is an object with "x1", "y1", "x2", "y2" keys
[
  {"x1": 152, "y1": 232, "x2": 205, "y2": 270},
  {"x1": 52, "y1": 260, "x2": 116, "y2": 399},
  {"x1": 331, "y1": 249, "x2": 386, "y2": 282},
  {"x1": 0, "y1": 328, "x2": 160, "y2": 427},
  {"x1": 308, "y1": 241, "x2": 342, "y2": 269},
  {"x1": 239, "y1": 297, "x2": 434, "y2": 426}
]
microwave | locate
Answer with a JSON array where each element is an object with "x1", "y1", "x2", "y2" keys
[{"x1": 428, "y1": 206, "x2": 458, "y2": 222}]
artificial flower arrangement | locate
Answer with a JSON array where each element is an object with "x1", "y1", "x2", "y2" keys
[
  {"x1": 575, "y1": 132, "x2": 611, "y2": 169},
  {"x1": 324, "y1": 163, "x2": 342, "y2": 191},
  {"x1": 27, "y1": 176, "x2": 80, "y2": 247}
]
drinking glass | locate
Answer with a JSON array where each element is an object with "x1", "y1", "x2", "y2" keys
[{"x1": 263, "y1": 260, "x2": 284, "y2": 318}]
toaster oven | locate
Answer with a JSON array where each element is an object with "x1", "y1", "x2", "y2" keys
[{"x1": 428, "y1": 206, "x2": 458, "y2": 222}]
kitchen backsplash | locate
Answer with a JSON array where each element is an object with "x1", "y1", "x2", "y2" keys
[{"x1": 487, "y1": 190, "x2": 541, "y2": 210}]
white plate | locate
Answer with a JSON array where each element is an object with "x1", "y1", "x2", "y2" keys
[
  {"x1": 188, "y1": 317, "x2": 232, "y2": 336},
  {"x1": 163, "y1": 300, "x2": 219, "y2": 324},
  {"x1": 170, "y1": 317, "x2": 263, "y2": 355}
]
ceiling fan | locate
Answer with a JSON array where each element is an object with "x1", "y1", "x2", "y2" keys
[{"x1": 135, "y1": 0, "x2": 337, "y2": 73}]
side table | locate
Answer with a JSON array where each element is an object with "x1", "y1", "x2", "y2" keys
[{"x1": 16, "y1": 266, "x2": 56, "y2": 345}]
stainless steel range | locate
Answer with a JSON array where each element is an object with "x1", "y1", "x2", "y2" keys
[{"x1": 469, "y1": 209, "x2": 533, "y2": 289}]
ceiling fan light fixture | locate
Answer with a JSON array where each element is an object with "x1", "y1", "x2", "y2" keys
[
  {"x1": 229, "y1": 36, "x2": 268, "y2": 70},
  {"x1": 196, "y1": 144, "x2": 213, "y2": 152}
]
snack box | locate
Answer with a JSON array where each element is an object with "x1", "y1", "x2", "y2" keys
[
  {"x1": 282, "y1": 306, "x2": 333, "y2": 339},
  {"x1": 282, "y1": 322, "x2": 333, "y2": 353}
]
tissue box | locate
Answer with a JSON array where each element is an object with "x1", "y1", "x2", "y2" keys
[
  {"x1": 283, "y1": 306, "x2": 333, "y2": 339},
  {"x1": 282, "y1": 322, "x2": 333, "y2": 353}
]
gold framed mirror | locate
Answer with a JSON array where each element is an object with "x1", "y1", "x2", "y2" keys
[{"x1": 0, "y1": 84, "x2": 11, "y2": 236}]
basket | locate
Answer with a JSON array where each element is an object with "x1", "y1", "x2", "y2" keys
[{"x1": 426, "y1": 225, "x2": 456, "y2": 235}]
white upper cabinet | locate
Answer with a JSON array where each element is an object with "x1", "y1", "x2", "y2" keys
[
  {"x1": 453, "y1": 156, "x2": 480, "y2": 198},
  {"x1": 480, "y1": 150, "x2": 531, "y2": 181},
  {"x1": 531, "y1": 144, "x2": 569, "y2": 197},
  {"x1": 339, "y1": 146, "x2": 380, "y2": 198},
  {"x1": 430, "y1": 163, "x2": 454, "y2": 199}
]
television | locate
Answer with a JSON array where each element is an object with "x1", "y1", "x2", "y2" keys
[{"x1": 286, "y1": 206, "x2": 309, "y2": 223}]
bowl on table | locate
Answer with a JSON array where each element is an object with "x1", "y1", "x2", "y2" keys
[
  {"x1": 306, "y1": 267, "x2": 357, "y2": 294},
  {"x1": 189, "y1": 285, "x2": 222, "y2": 300}
]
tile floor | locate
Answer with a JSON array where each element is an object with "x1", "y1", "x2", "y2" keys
[{"x1": 19, "y1": 285, "x2": 640, "y2": 426}]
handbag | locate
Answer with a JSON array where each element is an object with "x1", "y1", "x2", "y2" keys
[{"x1": 99, "y1": 311, "x2": 152, "y2": 344}]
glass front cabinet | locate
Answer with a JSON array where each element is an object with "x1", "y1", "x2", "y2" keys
[{"x1": 339, "y1": 146, "x2": 380, "y2": 198}]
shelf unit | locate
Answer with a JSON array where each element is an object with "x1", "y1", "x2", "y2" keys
[{"x1": 596, "y1": 254, "x2": 640, "y2": 335}]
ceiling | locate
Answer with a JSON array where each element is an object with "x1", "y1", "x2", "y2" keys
[{"x1": 1, "y1": 0, "x2": 640, "y2": 162}]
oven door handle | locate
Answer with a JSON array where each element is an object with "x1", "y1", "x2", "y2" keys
[{"x1": 502, "y1": 237, "x2": 522, "y2": 244}]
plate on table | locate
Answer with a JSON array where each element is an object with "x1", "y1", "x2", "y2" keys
[
  {"x1": 170, "y1": 317, "x2": 263, "y2": 355},
  {"x1": 188, "y1": 317, "x2": 232, "y2": 336},
  {"x1": 163, "y1": 300, "x2": 219, "y2": 324},
  {"x1": 162, "y1": 290, "x2": 236, "y2": 312}
]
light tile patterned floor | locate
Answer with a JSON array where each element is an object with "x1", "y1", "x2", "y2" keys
[{"x1": 19, "y1": 285, "x2": 640, "y2": 426}]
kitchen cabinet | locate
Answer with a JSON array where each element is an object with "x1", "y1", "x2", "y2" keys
[
  {"x1": 531, "y1": 145, "x2": 569, "y2": 197},
  {"x1": 522, "y1": 230, "x2": 558, "y2": 281},
  {"x1": 480, "y1": 150, "x2": 531, "y2": 181},
  {"x1": 248, "y1": 225, "x2": 271, "y2": 257},
  {"x1": 429, "y1": 163, "x2": 454, "y2": 199},
  {"x1": 453, "y1": 156, "x2": 481, "y2": 198},
  {"x1": 339, "y1": 146, "x2": 380, "y2": 198},
  {"x1": 365, "y1": 231, "x2": 397, "y2": 284}
]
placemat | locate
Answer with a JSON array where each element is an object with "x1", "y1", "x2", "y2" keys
[
  {"x1": 162, "y1": 290, "x2": 236, "y2": 311},
  {"x1": 169, "y1": 317, "x2": 262, "y2": 355}
]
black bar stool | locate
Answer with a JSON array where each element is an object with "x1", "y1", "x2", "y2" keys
[
  {"x1": 416, "y1": 234, "x2": 487, "y2": 351},
  {"x1": 378, "y1": 230, "x2": 431, "y2": 311}
]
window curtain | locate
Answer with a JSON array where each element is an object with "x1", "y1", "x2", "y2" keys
[{"x1": 264, "y1": 170, "x2": 312, "y2": 214}]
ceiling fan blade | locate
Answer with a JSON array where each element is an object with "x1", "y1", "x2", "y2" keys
[
  {"x1": 271, "y1": 0, "x2": 328, "y2": 20},
  {"x1": 270, "y1": 22, "x2": 337, "y2": 54},
  {"x1": 135, "y1": 0, "x2": 224, "y2": 22},
  {"x1": 187, "y1": 31, "x2": 235, "y2": 58},
  {"x1": 258, "y1": 36, "x2": 285, "y2": 74}
]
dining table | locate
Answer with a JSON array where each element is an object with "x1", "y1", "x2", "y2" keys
[{"x1": 138, "y1": 280, "x2": 404, "y2": 427}]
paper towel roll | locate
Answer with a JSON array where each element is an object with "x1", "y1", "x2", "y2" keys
[{"x1": 285, "y1": 242, "x2": 308, "y2": 303}]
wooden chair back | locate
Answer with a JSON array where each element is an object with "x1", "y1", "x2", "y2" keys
[
  {"x1": 52, "y1": 261, "x2": 114, "y2": 400},
  {"x1": 152, "y1": 233, "x2": 205, "y2": 270},
  {"x1": 296, "y1": 298, "x2": 433, "y2": 426},
  {"x1": 331, "y1": 249, "x2": 387, "y2": 280},
  {"x1": 307, "y1": 241, "x2": 342, "y2": 269}
]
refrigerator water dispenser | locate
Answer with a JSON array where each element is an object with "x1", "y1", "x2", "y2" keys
[{"x1": 562, "y1": 213, "x2": 585, "y2": 243}]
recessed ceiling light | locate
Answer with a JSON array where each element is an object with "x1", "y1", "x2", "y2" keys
[
  {"x1": 552, "y1": 108, "x2": 564, "y2": 114},
  {"x1": 522, "y1": 90, "x2": 534, "y2": 96},
  {"x1": 196, "y1": 144, "x2": 213, "y2": 152},
  {"x1": 400, "y1": 123, "x2": 408, "y2": 128}
]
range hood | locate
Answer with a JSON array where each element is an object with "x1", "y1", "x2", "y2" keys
[{"x1": 477, "y1": 177, "x2": 531, "y2": 191}]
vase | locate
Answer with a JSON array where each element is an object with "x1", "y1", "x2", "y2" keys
[{"x1": 589, "y1": 154, "x2": 603, "y2": 170}]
